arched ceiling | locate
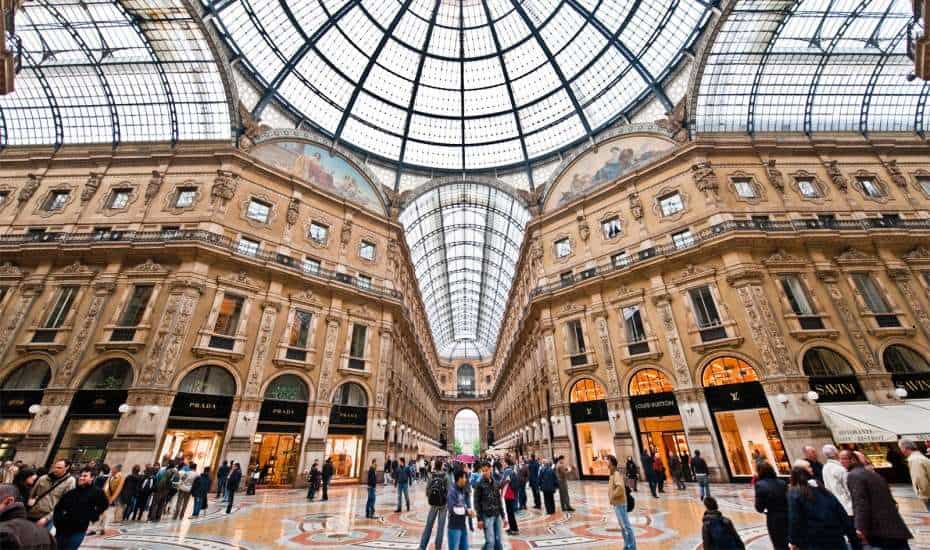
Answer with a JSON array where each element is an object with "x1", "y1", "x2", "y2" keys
[
  {"x1": 202, "y1": 0, "x2": 713, "y2": 180},
  {"x1": 694, "y1": 0, "x2": 928, "y2": 135},
  {"x1": 1, "y1": 0, "x2": 234, "y2": 150}
]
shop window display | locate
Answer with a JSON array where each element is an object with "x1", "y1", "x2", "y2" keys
[{"x1": 569, "y1": 379, "x2": 612, "y2": 479}]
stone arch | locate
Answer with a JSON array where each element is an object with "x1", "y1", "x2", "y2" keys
[
  {"x1": 621, "y1": 364, "x2": 678, "y2": 396},
  {"x1": 0, "y1": 358, "x2": 52, "y2": 389},
  {"x1": 330, "y1": 381, "x2": 371, "y2": 407},
  {"x1": 171, "y1": 360, "x2": 242, "y2": 396},
  {"x1": 880, "y1": 342, "x2": 930, "y2": 374},
  {"x1": 699, "y1": 355, "x2": 762, "y2": 387},
  {"x1": 566, "y1": 376, "x2": 608, "y2": 403},
  {"x1": 0, "y1": 353, "x2": 56, "y2": 385},
  {"x1": 259, "y1": 370, "x2": 315, "y2": 402},
  {"x1": 801, "y1": 347, "x2": 856, "y2": 378},
  {"x1": 70, "y1": 350, "x2": 137, "y2": 389},
  {"x1": 693, "y1": 349, "x2": 767, "y2": 385},
  {"x1": 76, "y1": 358, "x2": 134, "y2": 390},
  {"x1": 795, "y1": 340, "x2": 864, "y2": 375}
]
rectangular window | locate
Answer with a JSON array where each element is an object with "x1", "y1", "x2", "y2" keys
[
  {"x1": 858, "y1": 178, "x2": 883, "y2": 197},
  {"x1": 611, "y1": 252, "x2": 629, "y2": 268},
  {"x1": 566, "y1": 319, "x2": 586, "y2": 365},
  {"x1": 555, "y1": 238, "x2": 571, "y2": 258},
  {"x1": 797, "y1": 179, "x2": 821, "y2": 198},
  {"x1": 246, "y1": 199, "x2": 272, "y2": 223},
  {"x1": 817, "y1": 214, "x2": 836, "y2": 228},
  {"x1": 658, "y1": 192, "x2": 684, "y2": 216},
  {"x1": 917, "y1": 176, "x2": 930, "y2": 196},
  {"x1": 43, "y1": 190, "x2": 70, "y2": 211},
  {"x1": 733, "y1": 178, "x2": 757, "y2": 198},
  {"x1": 289, "y1": 310, "x2": 312, "y2": 349},
  {"x1": 601, "y1": 217, "x2": 621, "y2": 239},
  {"x1": 349, "y1": 324, "x2": 367, "y2": 369},
  {"x1": 161, "y1": 225, "x2": 180, "y2": 238},
  {"x1": 780, "y1": 275, "x2": 814, "y2": 316},
  {"x1": 0, "y1": 191, "x2": 9, "y2": 208},
  {"x1": 213, "y1": 295, "x2": 244, "y2": 336},
  {"x1": 851, "y1": 273, "x2": 892, "y2": 314},
  {"x1": 752, "y1": 215, "x2": 770, "y2": 228},
  {"x1": 880, "y1": 213, "x2": 900, "y2": 227},
  {"x1": 357, "y1": 274, "x2": 372, "y2": 289},
  {"x1": 359, "y1": 240, "x2": 376, "y2": 261},
  {"x1": 108, "y1": 188, "x2": 132, "y2": 209},
  {"x1": 623, "y1": 306, "x2": 647, "y2": 343},
  {"x1": 560, "y1": 271, "x2": 574, "y2": 285},
  {"x1": 689, "y1": 285, "x2": 722, "y2": 329},
  {"x1": 302, "y1": 257, "x2": 321, "y2": 274},
  {"x1": 309, "y1": 222, "x2": 329, "y2": 244},
  {"x1": 175, "y1": 187, "x2": 197, "y2": 208},
  {"x1": 27, "y1": 228, "x2": 46, "y2": 240},
  {"x1": 237, "y1": 236, "x2": 260, "y2": 257},
  {"x1": 34, "y1": 286, "x2": 77, "y2": 342},
  {"x1": 111, "y1": 285, "x2": 154, "y2": 341},
  {"x1": 672, "y1": 229, "x2": 694, "y2": 250}
]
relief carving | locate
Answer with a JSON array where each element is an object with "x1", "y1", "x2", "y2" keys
[
  {"x1": 594, "y1": 315, "x2": 620, "y2": 397},
  {"x1": 883, "y1": 159, "x2": 908, "y2": 189},
  {"x1": 577, "y1": 215, "x2": 590, "y2": 242},
  {"x1": 629, "y1": 192, "x2": 644, "y2": 221},
  {"x1": 822, "y1": 280, "x2": 878, "y2": 372},
  {"x1": 375, "y1": 330, "x2": 393, "y2": 408},
  {"x1": 142, "y1": 288, "x2": 199, "y2": 386},
  {"x1": 825, "y1": 160, "x2": 848, "y2": 192},
  {"x1": 244, "y1": 304, "x2": 278, "y2": 397},
  {"x1": 0, "y1": 290, "x2": 41, "y2": 360},
  {"x1": 656, "y1": 298, "x2": 691, "y2": 387},
  {"x1": 340, "y1": 220, "x2": 353, "y2": 249},
  {"x1": 145, "y1": 171, "x2": 164, "y2": 205},
  {"x1": 888, "y1": 273, "x2": 930, "y2": 342},
  {"x1": 735, "y1": 285, "x2": 796, "y2": 376},
  {"x1": 211, "y1": 170, "x2": 238, "y2": 208},
  {"x1": 691, "y1": 161, "x2": 719, "y2": 199},
  {"x1": 55, "y1": 290, "x2": 112, "y2": 385},
  {"x1": 18, "y1": 174, "x2": 40, "y2": 205},
  {"x1": 286, "y1": 197, "x2": 300, "y2": 226},
  {"x1": 81, "y1": 173, "x2": 102, "y2": 204},
  {"x1": 316, "y1": 319, "x2": 341, "y2": 402},
  {"x1": 764, "y1": 160, "x2": 784, "y2": 193}
]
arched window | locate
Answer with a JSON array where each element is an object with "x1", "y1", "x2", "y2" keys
[
  {"x1": 2, "y1": 361, "x2": 51, "y2": 390},
  {"x1": 883, "y1": 345, "x2": 930, "y2": 374},
  {"x1": 179, "y1": 365, "x2": 236, "y2": 396},
  {"x1": 702, "y1": 357, "x2": 759, "y2": 387},
  {"x1": 802, "y1": 348, "x2": 855, "y2": 377},
  {"x1": 629, "y1": 369, "x2": 674, "y2": 396},
  {"x1": 264, "y1": 374, "x2": 310, "y2": 402},
  {"x1": 333, "y1": 382, "x2": 368, "y2": 407},
  {"x1": 570, "y1": 378, "x2": 606, "y2": 403},
  {"x1": 82, "y1": 359, "x2": 132, "y2": 390},
  {"x1": 457, "y1": 364, "x2": 475, "y2": 395}
]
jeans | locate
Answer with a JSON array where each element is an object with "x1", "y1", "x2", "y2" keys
[
  {"x1": 517, "y1": 485, "x2": 527, "y2": 510},
  {"x1": 366, "y1": 487, "x2": 377, "y2": 517},
  {"x1": 696, "y1": 474, "x2": 710, "y2": 500},
  {"x1": 530, "y1": 483, "x2": 540, "y2": 508},
  {"x1": 481, "y1": 514, "x2": 503, "y2": 550},
  {"x1": 613, "y1": 504, "x2": 637, "y2": 550},
  {"x1": 216, "y1": 476, "x2": 227, "y2": 498},
  {"x1": 55, "y1": 531, "x2": 85, "y2": 550},
  {"x1": 505, "y1": 498, "x2": 519, "y2": 532},
  {"x1": 322, "y1": 479, "x2": 330, "y2": 500},
  {"x1": 192, "y1": 493, "x2": 205, "y2": 516},
  {"x1": 419, "y1": 505, "x2": 446, "y2": 550},
  {"x1": 225, "y1": 489, "x2": 235, "y2": 513},
  {"x1": 396, "y1": 482, "x2": 410, "y2": 511},
  {"x1": 648, "y1": 480, "x2": 658, "y2": 497},
  {"x1": 447, "y1": 528, "x2": 468, "y2": 550}
]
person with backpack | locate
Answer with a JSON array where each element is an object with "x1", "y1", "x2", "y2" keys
[
  {"x1": 446, "y1": 468, "x2": 474, "y2": 550},
  {"x1": 190, "y1": 466, "x2": 211, "y2": 518},
  {"x1": 608, "y1": 456, "x2": 636, "y2": 550},
  {"x1": 701, "y1": 496, "x2": 744, "y2": 549},
  {"x1": 173, "y1": 463, "x2": 197, "y2": 520},
  {"x1": 395, "y1": 458, "x2": 411, "y2": 512},
  {"x1": 322, "y1": 458, "x2": 334, "y2": 501},
  {"x1": 787, "y1": 462, "x2": 856, "y2": 549},
  {"x1": 216, "y1": 461, "x2": 229, "y2": 500},
  {"x1": 418, "y1": 460, "x2": 448, "y2": 550},
  {"x1": 149, "y1": 461, "x2": 177, "y2": 522},
  {"x1": 500, "y1": 457, "x2": 519, "y2": 535},
  {"x1": 365, "y1": 460, "x2": 378, "y2": 519},
  {"x1": 225, "y1": 463, "x2": 242, "y2": 514},
  {"x1": 527, "y1": 455, "x2": 541, "y2": 509},
  {"x1": 27, "y1": 459, "x2": 76, "y2": 528}
]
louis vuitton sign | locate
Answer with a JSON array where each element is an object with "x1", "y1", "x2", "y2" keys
[
  {"x1": 703, "y1": 382, "x2": 768, "y2": 411},
  {"x1": 570, "y1": 399, "x2": 609, "y2": 423},
  {"x1": 629, "y1": 392, "x2": 679, "y2": 418}
]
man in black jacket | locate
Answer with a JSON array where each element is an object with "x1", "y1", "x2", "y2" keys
[
  {"x1": 322, "y1": 458, "x2": 334, "y2": 501},
  {"x1": 691, "y1": 450, "x2": 710, "y2": 500},
  {"x1": 52, "y1": 468, "x2": 109, "y2": 550},
  {"x1": 365, "y1": 460, "x2": 378, "y2": 519},
  {"x1": 225, "y1": 463, "x2": 242, "y2": 514},
  {"x1": 474, "y1": 461, "x2": 504, "y2": 550},
  {"x1": 0, "y1": 484, "x2": 55, "y2": 549},
  {"x1": 842, "y1": 450, "x2": 912, "y2": 548},
  {"x1": 216, "y1": 461, "x2": 229, "y2": 499},
  {"x1": 527, "y1": 454, "x2": 541, "y2": 509}
]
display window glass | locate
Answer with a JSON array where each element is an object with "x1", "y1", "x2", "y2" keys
[
  {"x1": 638, "y1": 417, "x2": 689, "y2": 474},
  {"x1": 574, "y1": 422, "x2": 613, "y2": 477},
  {"x1": 570, "y1": 378, "x2": 606, "y2": 403},
  {"x1": 702, "y1": 357, "x2": 758, "y2": 386},
  {"x1": 713, "y1": 409, "x2": 789, "y2": 476},
  {"x1": 55, "y1": 419, "x2": 120, "y2": 464},
  {"x1": 326, "y1": 435, "x2": 363, "y2": 478},
  {"x1": 160, "y1": 430, "x2": 224, "y2": 470},
  {"x1": 250, "y1": 433, "x2": 301, "y2": 485}
]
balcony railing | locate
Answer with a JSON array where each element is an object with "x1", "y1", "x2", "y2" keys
[
  {"x1": 531, "y1": 217, "x2": 930, "y2": 297},
  {"x1": 441, "y1": 390, "x2": 492, "y2": 400},
  {"x1": 0, "y1": 229, "x2": 403, "y2": 300}
]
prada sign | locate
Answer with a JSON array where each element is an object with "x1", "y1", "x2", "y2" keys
[
  {"x1": 808, "y1": 376, "x2": 866, "y2": 403},
  {"x1": 169, "y1": 392, "x2": 233, "y2": 419},
  {"x1": 330, "y1": 404, "x2": 368, "y2": 427},
  {"x1": 704, "y1": 382, "x2": 768, "y2": 411},
  {"x1": 259, "y1": 399, "x2": 308, "y2": 423},
  {"x1": 570, "y1": 399, "x2": 609, "y2": 423},
  {"x1": 0, "y1": 390, "x2": 44, "y2": 417},
  {"x1": 892, "y1": 372, "x2": 930, "y2": 399},
  {"x1": 629, "y1": 392, "x2": 680, "y2": 418},
  {"x1": 70, "y1": 390, "x2": 128, "y2": 416}
]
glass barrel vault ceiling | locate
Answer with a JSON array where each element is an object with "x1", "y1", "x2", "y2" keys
[
  {"x1": 1, "y1": 0, "x2": 233, "y2": 149},
  {"x1": 203, "y1": 0, "x2": 713, "y2": 174},
  {"x1": 695, "y1": 0, "x2": 929, "y2": 135},
  {"x1": 399, "y1": 183, "x2": 529, "y2": 360}
]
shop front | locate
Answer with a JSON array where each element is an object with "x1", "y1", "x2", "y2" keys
[
  {"x1": 0, "y1": 361, "x2": 51, "y2": 460},
  {"x1": 251, "y1": 374, "x2": 309, "y2": 486},
  {"x1": 160, "y1": 365, "x2": 235, "y2": 472},
  {"x1": 628, "y1": 369, "x2": 689, "y2": 476},
  {"x1": 702, "y1": 357, "x2": 790, "y2": 480},
  {"x1": 51, "y1": 359, "x2": 131, "y2": 465},
  {"x1": 569, "y1": 379, "x2": 612, "y2": 479},
  {"x1": 884, "y1": 344, "x2": 930, "y2": 400},
  {"x1": 326, "y1": 382, "x2": 368, "y2": 480}
]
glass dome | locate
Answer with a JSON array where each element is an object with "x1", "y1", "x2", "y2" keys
[{"x1": 204, "y1": 0, "x2": 712, "y2": 173}]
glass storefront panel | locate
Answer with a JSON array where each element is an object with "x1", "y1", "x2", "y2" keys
[
  {"x1": 160, "y1": 430, "x2": 224, "y2": 471},
  {"x1": 713, "y1": 408, "x2": 789, "y2": 476},
  {"x1": 54, "y1": 418, "x2": 119, "y2": 464},
  {"x1": 574, "y1": 422, "x2": 613, "y2": 477},
  {"x1": 637, "y1": 415, "x2": 689, "y2": 474},
  {"x1": 250, "y1": 433, "x2": 301, "y2": 485},
  {"x1": 325, "y1": 435, "x2": 363, "y2": 479}
]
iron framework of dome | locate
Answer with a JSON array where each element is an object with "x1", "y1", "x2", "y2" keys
[
  {"x1": 1, "y1": 0, "x2": 234, "y2": 149},
  {"x1": 202, "y1": 0, "x2": 713, "y2": 182}
]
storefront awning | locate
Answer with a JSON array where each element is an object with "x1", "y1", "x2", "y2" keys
[{"x1": 820, "y1": 403, "x2": 930, "y2": 444}]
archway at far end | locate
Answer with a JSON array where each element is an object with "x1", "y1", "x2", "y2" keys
[{"x1": 453, "y1": 408, "x2": 480, "y2": 457}]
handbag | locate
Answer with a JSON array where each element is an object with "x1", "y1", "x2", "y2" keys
[{"x1": 626, "y1": 490, "x2": 635, "y2": 512}]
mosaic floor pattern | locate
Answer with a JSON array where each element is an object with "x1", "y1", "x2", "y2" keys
[{"x1": 83, "y1": 481, "x2": 930, "y2": 549}]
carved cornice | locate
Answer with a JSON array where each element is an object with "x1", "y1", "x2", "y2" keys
[
  {"x1": 834, "y1": 248, "x2": 879, "y2": 266},
  {"x1": 0, "y1": 262, "x2": 25, "y2": 279},
  {"x1": 762, "y1": 249, "x2": 807, "y2": 267},
  {"x1": 903, "y1": 246, "x2": 930, "y2": 264},
  {"x1": 725, "y1": 265, "x2": 765, "y2": 287},
  {"x1": 671, "y1": 263, "x2": 716, "y2": 286},
  {"x1": 217, "y1": 271, "x2": 261, "y2": 292}
]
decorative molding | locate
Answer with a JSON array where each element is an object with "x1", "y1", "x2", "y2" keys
[
  {"x1": 0, "y1": 291, "x2": 41, "y2": 360},
  {"x1": 903, "y1": 246, "x2": 930, "y2": 263},
  {"x1": 315, "y1": 316, "x2": 342, "y2": 404},
  {"x1": 141, "y1": 287, "x2": 199, "y2": 386},
  {"x1": 656, "y1": 299, "x2": 692, "y2": 387},
  {"x1": 891, "y1": 276, "x2": 930, "y2": 342},
  {"x1": 735, "y1": 284, "x2": 797, "y2": 375},
  {"x1": 691, "y1": 161, "x2": 719, "y2": 200},
  {"x1": 762, "y1": 249, "x2": 807, "y2": 267},
  {"x1": 824, "y1": 160, "x2": 848, "y2": 192},
  {"x1": 725, "y1": 265, "x2": 765, "y2": 287},
  {"x1": 598, "y1": 211, "x2": 624, "y2": 241},
  {"x1": 239, "y1": 192, "x2": 278, "y2": 228},
  {"x1": 850, "y1": 170, "x2": 890, "y2": 203},
  {"x1": 56, "y1": 261, "x2": 96, "y2": 277},
  {"x1": 33, "y1": 184, "x2": 76, "y2": 218},
  {"x1": 304, "y1": 215, "x2": 332, "y2": 249},
  {"x1": 218, "y1": 271, "x2": 260, "y2": 292},
  {"x1": 821, "y1": 279, "x2": 879, "y2": 372},
  {"x1": 55, "y1": 290, "x2": 113, "y2": 385},
  {"x1": 126, "y1": 259, "x2": 167, "y2": 275},
  {"x1": 81, "y1": 172, "x2": 103, "y2": 204},
  {"x1": 244, "y1": 304, "x2": 278, "y2": 397},
  {"x1": 18, "y1": 174, "x2": 40, "y2": 205},
  {"x1": 789, "y1": 170, "x2": 830, "y2": 203},
  {"x1": 726, "y1": 170, "x2": 765, "y2": 204},
  {"x1": 652, "y1": 185, "x2": 690, "y2": 223},
  {"x1": 629, "y1": 192, "x2": 644, "y2": 221},
  {"x1": 290, "y1": 289, "x2": 320, "y2": 306},
  {"x1": 0, "y1": 262, "x2": 24, "y2": 278},
  {"x1": 763, "y1": 159, "x2": 784, "y2": 193},
  {"x1": 286, "y1": 197, "x2": 300, "y2": 226},
  {"x1": 340, "y1": 220, "x2": 354, "y2": 250},
  {"x1": 883, "y1": 159, "x2": 908, "y2": 189},
  {"x1": 910, "y1": 169, "x2": 930, "y2": 199},
  {"x1": 594, "y1": 315, "x2": 621, "y2": 397},
  {"x1": 551, "y1": 233, "x2": 575, "y2": 264},
  {"x1": 144, "y1": 170, "x2": 164, "y2": 205},
  {"x1": 162, "y1": 181, "x2": 203, "y2": 214},
  {"x1": 576, "y1": 214, "x2": 590, "y2": 242},
  {"x1": 210, "y1": 170, "x2": 238, "y2": 210},
  {"x1": 97, "y1": 182, "x2": 140, "y2": 216},
  {"x1": 671, "y1": 263, "x2": 716, "y2": 286},
  {"x1": 834, "y1": 248, "x2": 879, "y2": 265}
]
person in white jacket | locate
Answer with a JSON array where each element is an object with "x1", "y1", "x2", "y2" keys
[{"x1": 821, "y1": 445, "x2": 853, "y2": 516}]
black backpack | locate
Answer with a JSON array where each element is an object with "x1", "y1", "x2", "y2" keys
[{"x1": 427, "y1": 474, "x2": 448, "y2": 506}]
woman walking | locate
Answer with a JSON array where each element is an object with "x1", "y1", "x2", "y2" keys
[
  {"x1": 625, "y1": 457, "x2": 638, "y2": 492},
  {"x1": 754, "y1": 462, "x2": 788, "y2": 550},
  {"x1": 786, "y1": 463, "x2": 857, "y2": 549},
  {"x1": 608, "y1": 456, "x2": 636, "y2": 550}
]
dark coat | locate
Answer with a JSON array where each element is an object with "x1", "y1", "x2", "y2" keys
[
  {"x1": 309, "y1": 466, "x2": 322, "y2": 489},
  {"x1": 846, "y1": 464, "x2": 913, "y2": 543},
  {"x1": 367, "y1": 467, "x2": 377, "y2": 488},
  {"x1": 539, "y1": 466, "x2": 559, "y2": 493},
  {"x1": 52, "y1": 484, "x2": 109, "y2": 537},
  {"x1": 625, "y1": 459, "x2": 639, "y2": 480},
  {"x1": 191, "y1": 473, "x2": 211, "y2": 497},
  {"x1": 226, "y1": 469, "x2": 242, "y2": 492},
  {"x1": 754, "y1": 477, "x2": 788, "y2": 550},
  {"x1": 527, "y1": 459, "x2": 540, "y2": 486},
  {"x1": 322, "y1": 462, "x2": 334, "y2": 482},
  {"x1": 701, "y1": 509, "x2": 745, "y2": 550},
  {"x1": 120, "y1": 473, "x2": 141, "y2": 504},
  {"x1": 787, "y1": 486, "x2": 855, "y2": 549},
  {"x1": 0, "y1": 502, "x2": 56, "y2": 549},
  {"x1": 473, "y1": 476, "x2": 502, "y2": 519}
]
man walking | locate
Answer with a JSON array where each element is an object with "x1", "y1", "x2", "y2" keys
[
  {"x1": 225, "y1": 463, "x2": 242, "y2": 514},
  {"x1": 395, "y1": 458, "x2": 411, "y2": 512},
  {"x1": 191, "y1": 467, "x2": 211, "y2": 518},
  {"x1": 322, "y1": 458, "x2": 334, "y2": 501},
  {"x1": 842, "y1": 450, "x2": 912, "y2": 549},
  {"x1": 501, "y1": 457, "x2": 519, "y2": 535},
  {"x1": 474, "y1": 461, "x2": 504, "y2": 550},
  {"x1": 670, "y1": 454, "x2": 685, "y2": 490},
  {"x1": 642, "y1": 451, "x2": 658, "y2": 498},
  {"x1": 899, "y1": 438, "x2": 930, "y2": 512},
  {"x1": 803, "y1": 446, "x2": 824, "y2": 484},
  {"x1": 26, "y1": 459, "x2": 75, "y2": 527},
  {"x1": 691, "y1": 449, "x2": 710, "y2": 500},
  {"x1": 173, "y1": 464, "x2": 196, "y2": 520},
  {"x1": 419, "y1": 460, "x2": 448, "y2": 550},
  {"x1": 539, "y1": 459, "x2": 558, "y2": 515},
  {"x1": 365, "y1": 460, "x2": 378, "y2": 519},
  {"x1": 555, "y1": 456, "x2": 575, "y2": 512},
  {"x1": 527, "y1": 454, "x2": 541, "y2": 509},
  {"x1": 52, "y1": 467, "x2": 109, "y2": 550},
  {"x1": 216, "y1": 461, "x2": 229, "y2": 500}
]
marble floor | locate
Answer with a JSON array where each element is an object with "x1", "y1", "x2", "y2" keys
[{"x1": 84, "y1": 481, "x2": 930, "y2": 550}]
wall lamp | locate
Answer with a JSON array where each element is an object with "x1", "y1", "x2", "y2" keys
[
  {"x1": 118, "y1": 403, "x2": 132, "y2": 415},
  {"x1": 804, "y1": 390, "x2": 819, "y2": 403},
  {"x1": 776, "y1": 393, "x2": 789, "y2": 407},
  {"x1": 892, "y1": 387, "x2": 908, "y2": 400},
  {"x1": 28, "y1": 404, "x2": 46, "y2": 416}
]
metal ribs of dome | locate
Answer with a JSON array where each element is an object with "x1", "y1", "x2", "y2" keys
[{"x1": 203, "y1": 0, "x2": 713, "y2": 183}]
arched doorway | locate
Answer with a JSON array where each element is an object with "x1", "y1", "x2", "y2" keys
[
  {"x1": 628, "y1": 369, "x2": 689, "y2": 478},
  {"x1": 457, "y1": 364, "x2": 475, "y2": 397},
  {"x1": 52, "y1": 359, "x2": 132, "y2": 465},
  {"x1": 569, "y1": 378, "x2": 611, "y2": 479},
  {"x1": 161, "y1": 365, "x2": 236, "y2": 472},
  {"x1": 884, "y1": 345, "x2": 930, "y2": 399},
  {"x1": 802, "y1": 347, "x2": 866, "y2": 402},
  {"x1": 453, "y1": 408, "x2": 480, "y2": 457},
  {"x1": 252, "y1": 374, "x2": 310, "y2": 486},
  {"x1": 702, "y1": 357, "x2": 789, "y2": 479},
  {"x1": 0, "y1": 361, "x2": 51, "y2": 460},
  {"x1": 327, "y1": 382, "x2": 368, "y2": 480}
]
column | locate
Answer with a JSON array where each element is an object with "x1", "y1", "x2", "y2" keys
[
  {"x1": 0, "y1": 280, "x2": 43, "y2": 362},
  {"x1": 305, "y1": 313, "x2": 341, "y2": 470}
]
